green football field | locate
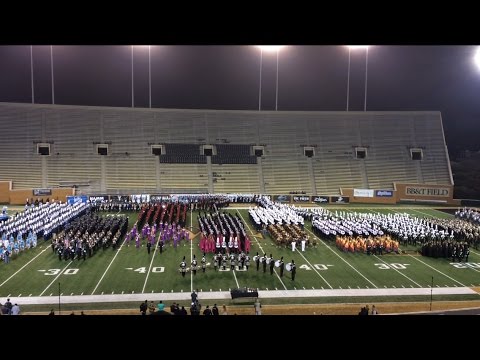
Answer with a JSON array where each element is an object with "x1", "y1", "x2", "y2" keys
[{"x1": 1, "y1": 205, "x2": 480, "y2": 306}]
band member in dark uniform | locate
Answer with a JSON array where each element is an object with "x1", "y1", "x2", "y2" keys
[
  {"x1": 191, "y1": 255, "x2": 198, "y2": 276},
  {"x1": 269, "y1": 254, "x2": 275, "y2": 275},
  {"x1": 201, "y1": 253, "x2": 206, "y2": 273},
  {"x1": 159, "y1": 240, "x2": 164, "y2": 254},
  {"x1": 291, "y1": 260, "x2": 296, "y2": 281},
  {"x1": 255, "y1": 252, "x2": 260, "y2": 271},
  {"x1": 279, "y1": 256, "x2": 284, "y2": 277},
  {"x1": 262, "y1": 253, "x2": 267, "y2": 273},
  {"x1": 180, "y1": 256, "x2": 187, "y2": 277},
  {"x1": 147, "y1": 241, "x2": 152, "y2": 254}
]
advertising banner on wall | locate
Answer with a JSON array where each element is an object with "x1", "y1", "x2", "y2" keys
[
  {"x1": 312, "y1": 196, "x2": 329, "y2": 204},
  {"x1": 375, "y1": 190, "x2": 394, "y2": 197},
  {"x1": 88, "y1": 195, "x2": 109, "y2": 202},
  {"x1": 66, "y1": 195, "x2": 88, "y2": 204},
  {"x1": 331, "y1": 196, "x2": 349, "y2": 204},
  {"x1": 150, "y1": 195, "x2": 171, "y2": 202},
  {"x1": 353, "y1": 189, "x2": 374, "y2": 197},
  {"x1": 273, "y1": 195, "x2": 291, "y2": 203},
  {"x1": 292, "y1": 195, "x2": 311, "y2": 202},
  {"x1": 33, "y1": 189, "x2": 52, "y2": 196}
]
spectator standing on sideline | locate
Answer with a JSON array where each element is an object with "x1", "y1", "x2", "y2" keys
[
  {"x1": 254, "y1": 298, "x2": 262, "y2": 315},
  {"x1": 11, "y1": 303, "x2": 20, "y2": 315}
]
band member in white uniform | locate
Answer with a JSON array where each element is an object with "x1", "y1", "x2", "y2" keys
[
  {"x1": 201, "y1": 253, "x2": 206, "y2": 273},
  {"x1": 291, "y1": 240, "x2": 296, "y2": 252},
  {"x1": 180, "y1": 256, "x2": 187, "y2": 277},
  {"x1": 301, "y1": 237, "x2": 306, "y2": 252}
]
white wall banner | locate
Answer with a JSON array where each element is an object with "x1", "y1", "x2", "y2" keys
[{"x1": 353, "y1": 189, "x2": 374, "y2": 197}]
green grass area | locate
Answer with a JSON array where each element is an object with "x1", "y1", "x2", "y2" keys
[{"x1": 1, "y1": 205, "x2": 479, "y2": 308}]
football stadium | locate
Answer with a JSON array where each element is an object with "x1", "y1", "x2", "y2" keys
[
  {"x1": 0, "y1": 102, "x2": 479, "y2": 315},
  {"x1": 1, "y1": 46, "x2": 480, "y2": 315}
]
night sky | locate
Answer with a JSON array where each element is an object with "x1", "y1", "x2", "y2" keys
[{"x1": 0, "y1": 45, "x2": 478, "y2": 156}]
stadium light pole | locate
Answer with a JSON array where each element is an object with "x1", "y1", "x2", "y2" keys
[
  {"x1": 474, "y1": 47, "x2": 480, "y2": 71},
  {"x1": 50, "y1": 45, "x2": 55, "y2": 105},
  {"x1": 131, "y1": 45, "x2": 134, "y2": 108},
  {"x1": 346, "y1": 46, "x2": 369, "y2": 111},
  {"x1": 148, "y1": 45, "x2": 152, "y2": 108},
  {"x1": 256, "y1": 46, "x2": 285, "y2": 111},
  {"x1": 30, "y1": 45, "x2": 34, "y2": 104}
]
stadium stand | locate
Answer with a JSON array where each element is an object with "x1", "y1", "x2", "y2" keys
[{"x1": 0, "y1": 103, "x2": 453, "y2": 195}]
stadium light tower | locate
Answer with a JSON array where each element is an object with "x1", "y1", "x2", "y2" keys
[
  {"x1": 131, "y1": 45, "x2": 134, "y2": 108},
  {"x1": 256, "y1": 46, "x2": 286, "y2": 111},
  {"x1": 346, "y1": 46, "x2": 369, "y2": 111},
  {"x1": 30, "y1": 45, "x2": 34, "y2": 104},
  {"x1": 50, "y1": 45, "x2": 55, "y2": 105},
  {"x1": 474, "y1": 47, "x2": 480, "y2": 71}
]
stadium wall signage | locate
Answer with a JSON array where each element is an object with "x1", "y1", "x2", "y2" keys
[
  {"x1": 292, "y1": 195, "x2": 311, "y2": 202},
  {"x1": 375, "y1": 190, "x2": 393, "y2": 197},
  {"x1": 150, "y1": 195, "x2": 171, "y2": 202},
  {"x1": 273, "y1": 195, "x2": 291, "y2": 203},
  {"x1": 67, "y1": 195, "x2": 88, "y2": 204},
  {"x1": 331, "y1": 196, "x2": 349, "y2": 204},
  {"x1": 405, "y1": 186, "x2": 450, "y2": 197},
  {"x1": 33, "y1": 188, "x2": 52, "y2": 196},
  {"x1": 89, "y1": 195, "x2": 108, "y2": 202},
  {"x1": 353, "y1": 189, "x2": 374, "y2": 197},
  {"x1": 313, "y1": 196, "x2": 329, "y2": 203}
]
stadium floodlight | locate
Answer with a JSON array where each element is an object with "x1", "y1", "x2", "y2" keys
[
  {"x1": 345, "y1": 46, "x2": 370, "y2": 111},
  {"x1": 475, "y1": 47, "x2": 480, "y2": 70},
  {"x1": 256, "y1": 46, "x2": 286, "y2": 111}
]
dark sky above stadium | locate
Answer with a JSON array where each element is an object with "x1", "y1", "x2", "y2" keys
[{"x1": 0, "y1": 45, "x2": 478, "y2": 155}]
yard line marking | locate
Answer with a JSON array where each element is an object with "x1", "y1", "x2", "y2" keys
[
  {"x1": 295, "y1": 247, "x2": 333, "y2": 289},
  {"x1": 91, "y1": 231, "x2": 129, "y2": 295},
  {"x1": 49, "y1": 293, "x2": 52, "y2": 296},
  {"x1": 407, "y1": 254, "x2": 467, "y2": 287},
  {"x1": 409, "y1": 209, "x2": 436, "y2": 218},
  {"x1": 81, "y1": 292, "x2": 83, "y2": 295},
  {"x1": 232, "y1": 269, "x2": 240, "y2": 288},
  {"x1": 39, "y1": 261, "x2": 72, "y2": 296},
  {"x1": 70, "y1": 293, "x2": 73, "y2": 296},
  {"x1": 471, "y1": 249, "x2": 480, "y2": 257},
  {"x1": 28, "y1": 294, "x2": 32, "y2": 297},
  {"x1": 373, "y1": 254, "x2": 422, "y2": 287},
  {"x1": 0, "y1": 246, "x2": 50, "y2": 287},
  {"x1": 142, "y1": 230, "x2": 161, "y2": 293},
  {"x1": 237, "y1": 210, "x2": 288, "y2": 290},
  {"x1": 190, "y1": 206, "x2": 193, "y2": 293},
  {"x1": 18, "y1": 294, "x2": 21, "y2": 297},
  {"x1": 305, "y1": 227, "x2": 378, "y2": 288}
]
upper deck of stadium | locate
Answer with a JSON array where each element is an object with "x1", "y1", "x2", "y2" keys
[{"x1": 0, "y1": 102, "x2": 453, "y2": 195}]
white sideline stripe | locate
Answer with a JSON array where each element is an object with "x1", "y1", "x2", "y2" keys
[
  {"x1": 305, "y1": 227, "x2": 378, "y2": 288},
  {"x1": 373, "y1": 255, "x2": 422, "y2": 288},
  {"x1": 232, "y1": 270, "x2": 240, "y2": 288},
  {"x1": 142, "y1": 231, "x2": 161, "y2": 293},
  {"x1": 0, "y1": 246, "x2": 50, "y2": 287},
  {"x1": 237, "y1": 210, "x2": 288, "y2": 290},
  {"x1": 190, "y1": 207, "x2": 193, "y2": 293},
  {"x1": 296, "y1": 249, "x2": 333, "y2": 289},
  {"x1": 11, "y1": 287, "x2": 477, "y2": 306},
  {"x1": 91, "y1": 233, "x2": 128, "y2": 295},
  {"x1": 39, "y1": 261, "x2": 72, "y2": 296},
  {"x1": 407, "y1": 255, "x2": 467, "y2": 287}
]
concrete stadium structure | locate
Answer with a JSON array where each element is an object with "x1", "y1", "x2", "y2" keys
[{"x1": 0, "y1": 102, "x2": 453, "y2": 197}]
